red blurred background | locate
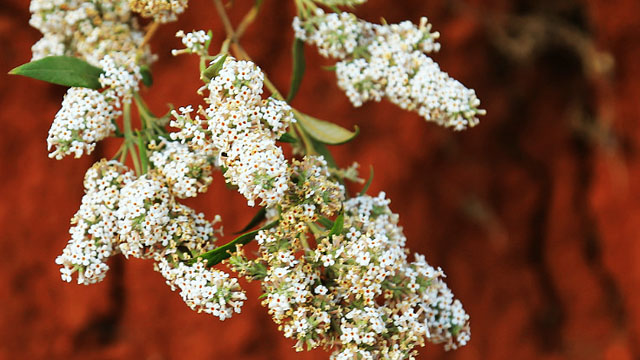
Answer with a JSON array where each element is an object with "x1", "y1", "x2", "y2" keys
[{"x1": 2, "y1": 0, "x2": 640, "y2": 359}]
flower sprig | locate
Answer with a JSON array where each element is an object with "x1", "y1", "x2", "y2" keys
[{"x1": 11, "y1": 0, "x2": 481, "y2": 358}]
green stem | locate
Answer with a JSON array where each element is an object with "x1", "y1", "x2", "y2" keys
[{"x1": 123, "y1": 101, "x2": 141, "y2": 175}]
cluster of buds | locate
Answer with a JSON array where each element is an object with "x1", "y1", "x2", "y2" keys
[{"x1": 294, "y1": 9, "x2": 485, "y2": 130}]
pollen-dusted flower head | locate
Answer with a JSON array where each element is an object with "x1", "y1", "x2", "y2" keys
[
  {"x1": 129, "y1": 0, "x2": 189, "y2": 23},
  {"x1": 276, "y1": 155, "x2": 346, "y2": 233},
  {"x1": 295, "y1": 9, "x2": 485, "y2": 130},
  {"x1": 55, "y1": 159, "x2": 135, "y2": 285},
  {"x1": 29, "y1": 0, "x2": 154, "y2": 67},
  {"x1": 149, "y1": 140, "x2": 215, "y2": 199},
  {"x1": 231, "y1": 192, "x2": 470, "y2": 358},
  {"x1": 47, "y1": 87, "x2": 119, "y2": 160}
]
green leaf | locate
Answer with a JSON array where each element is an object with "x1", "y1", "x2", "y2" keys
[
  {"x1": 195, "y1": 220, "x2": 278, "y2": 267},
  {"x1": 202, "y1": 54, "x2": 228, "y2": 81},
  {"x1": 328, "y1": 211, "x2": 344, "y2": 238},
  {"x1": 9, "y1": 56, "x2": 104, "y2": 89},
  {"x1": 234, "y1": 207, "x2": 266, "y2": 234},
  {"x1": 286, "y1": 38, "x2": 306, "y2": 102},
  {"x1": 140, "y1": 65, "x2": 153, "y2": 87},
  {"x1": 277, "y1": 132, "x2": 298, "y2": 143},
  {"x1": 359, "y1": 166, "x2": 374, "y2": 196},
  {"x1": 309, "y1": 137, "x2": 337, "y2": 168},
  {"x1": 317, "y1": 216, "x2": 334, "y2": 229},
  {"x1": 136, "y1": 134, "x2": 149, "y2": 173},
  {"x1": 297, "y1": 113, "x2": 359, "y2": 145}
]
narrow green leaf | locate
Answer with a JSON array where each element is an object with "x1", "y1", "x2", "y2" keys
[
  {"x1": 286, "y1": 38, "x2": 306, "y2": 102},
  {"x1": 234, "y1": 207, "x2": 266, "y2": 234},
  {"x1": 9, "y1": 56, "x2": 103, "y2": 89},
  {"x1": 136, "y1": 134, "x2": 149, "y2": 173},
  {"x1": 140, "y1": 65, "x2": 153, "y2": 87},
  {"x1": 328, "y1": 212, "x2": 344, "y2": 238},
  {"x1": 202, "y1": 54, "x2": 228, "y2": 81},
  {"x1": 317, "y1": 216, "x2": 334, "y2": 229},
  {"x1": 297, "y1": 113, "x2": 359, "y2": 145},
  {"x1": 309, "y1": 137, "x2": 337, "y2": 168},
  {"x1": 195, "y1": 220, "x2": 278, "y2": 267},
  {"x1": 359, "y1": 166, "x2": 374, "y2": 196},
  {"x1": 277, "y1": 132, "x2": 298, "y2": 143}
]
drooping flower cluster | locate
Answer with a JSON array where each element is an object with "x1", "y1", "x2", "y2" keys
[
  {"x1": 29, "y1": 0, "x2": 154, "y2": 67},
  {"x1": 294, "y1": 10, "x2": 485, "y2": 130},
  {"x1": 54, "y1": 158, "x2": 245, "y2": 320},
  {"x1": 46, "y1": 55, "x2": 143, "y2": 160},
  {"x1": 231, "y1": 190, "x2": 470, "y2": 358},
  {"x1": 47, "y1": 88, "x2": 118, "y2": 159},
  {"x1": 156, "y1": 259, "x2": 247, "y2": 320},
  {"x1": 128, "y1": 0, "x2": 189, "y2": 23},
  {"x1": 55, "y1": 160, "x2": 135, "y2": 284},
  {"x1": 170, "y1": 56, "x2": 296, "y2": 207}
]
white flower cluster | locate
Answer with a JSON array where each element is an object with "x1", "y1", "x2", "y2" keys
[
  {"x1": 99, "y1": 55, "x2": 142, "y2": 104},
  {"x1": 55, "y1": 159, "x2": 243, "y2": 319},
  {"x1": 129, "y1": 0, "x2": 189, "y2": 23},
  {"x1": 46, "y1": 56, "x2": 142, "y2": 160},
  {"x1": 116, "y1": 173, "x2": 172, "y2": 258},
  {"x1": 156, "y1": 259, "x2": 247, "y2": 321},
  {"x1": 55, "y1": 160, "x2": 135, "y2": 284},
  {"x1": 170, "y1": 56, "x2": 296, "y2": 207},
  {"x1": 29, "y1": 0, "x2": 154, "y2": 67},
  {"x1": 294, "y1": 10, "x2": 485, "y2": 130},
  {"x1": 231, "y1": 191, "x2": 470, "y2": 358},
  {"x1": 149, "y1": 140, "x2": 214, "y2": 198},
  {"x1": 172, "y1": 30, "x2": 210, "y2": 56},
  {"x1": 47, "y1": 88, "x2": 118, "y2": 159}
]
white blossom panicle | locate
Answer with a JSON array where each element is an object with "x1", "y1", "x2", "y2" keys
[
  {"x1": 170, "y1": 56, "x2": 295, "y2": 206},
  {"x1": 129, "y1": 0, "x2": 189, "y2": 23},
  {"x1": 295, "y1": 10, "x2": 485, "y2": 130},
  {"x1": 47, "y1": 88, "x2": 118, "y2": 159},
  {"x1": 156, "y1": 259, "x2": 246, "y2": 321},
  {"x1": 55, "y1": 160, "x2": 135, "y2": 285},
  {"x1": 230, "y1": 191, "x2": 470, "y2": 358},
  {"x1": 223, "y1": 130, "x2": 289, "y2": 207},
  {"x1": 99, "y1": 55, "x2": 142, "y2": 104},
  {"x1": 149, "y1": 140, "x2": 214, "y2": 198},
  {"x1": 29, "y1": 0, "x2": 154, "y2": 67},
  {"x1": 116, "y1": 172, "x2": 172, "y2": 258},
  {"x1": 172, "y1": 30, "x2": 210, "y2": 56}
]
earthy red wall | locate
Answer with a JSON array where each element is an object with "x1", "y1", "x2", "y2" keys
[{"x1": 2, "y1": 0, "x2": 640, "y2": 359}]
